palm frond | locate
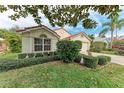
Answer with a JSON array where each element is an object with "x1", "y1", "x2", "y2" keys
[
  {"x1": 99, "y1": 28, "x2": 110, "y2": 37},
  {"x1": 118, "y1": 18, "x2": 124, "y2": 23},
  {"x1": 118, "y1": 19, "x2": 124, "y2": 30},
  {"x1": 102, "y1": 22, "x2": 111, "y2": 27}
]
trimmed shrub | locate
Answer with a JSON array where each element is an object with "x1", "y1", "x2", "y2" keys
[
  {"x1": 57, "y1": 40, "x2": 80, "y2": 63},
  {"x1": 43, "y1": 52, "x2": 49, "y2": 56},
  {"x1": 28, "y1": 53, "x2": 35, "y2": 58},
  {"x1": 35, "y1": 52, "x2": 43, "y2": 57},
  {"x1": 97, "y1": 55, "x2": 111, "y2": 65},
  {"x1": 83, "y1": 55, "x2": 98, "y2": 68},
  {"x1": 18, "y1": 53, "x2": 27, "y2": 59},
  {"x1": 49, "y1": 52, "x2": 54, "y2": 56},
  {"x1": 0, "y1": 56, "x2": 56, "y2": 72},
  {"x1": 74, "y1": 54, "x2": 83, "y2": 63},
  {"x1": 75, "y1": 40, "x2": 82, "y2": 49},
  {"x1": 53, "y1": 51, "x2": 60, "y2": 60},
  {"x1": 18, "y1": 52, "x2": 59, "y2": 59},
  {"x1": 105, "y1": 56, "x2": 111, "y2": 62},
  {"x1": 97, "y1": 56, "x2": 108, "y2": 65}
]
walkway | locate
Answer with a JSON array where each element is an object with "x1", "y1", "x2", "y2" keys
[{"x1": 92, "y1": 52, "x2": 124, "y2": 66}]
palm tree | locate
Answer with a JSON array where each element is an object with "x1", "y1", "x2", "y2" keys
[
  {"x1": 114, "y1": 17, "x2": 124, "y2": 38},
  {"x1": 99, "y1": 16, "x2": 124, "y2": 48}
]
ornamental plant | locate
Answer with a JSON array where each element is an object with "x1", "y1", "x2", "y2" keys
[{"x1": 57, "y1": 40, "x2": 80, "y2": 63}]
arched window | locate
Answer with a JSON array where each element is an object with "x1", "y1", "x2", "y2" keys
[{"x1": 39, "y1": 34, "x2": 47, "y2": 38}]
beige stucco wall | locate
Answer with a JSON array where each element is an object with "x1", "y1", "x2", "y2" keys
[
  {"x1": 55, "y1": 28, "x2": 71, "y2": 39},
  {"x1": 21, "y1": 28, "x2": 59, "y2": 53},
  {"x1": 69, "y1": 34, "x2": 91, "y2": 53}
]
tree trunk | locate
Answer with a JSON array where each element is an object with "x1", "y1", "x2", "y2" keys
[
  {"x1": 110, "y1": 31, "x2": 114, "y2": 48},
  {"x1": 115, "y1": 27, "x2": 118, "y2": 39}
]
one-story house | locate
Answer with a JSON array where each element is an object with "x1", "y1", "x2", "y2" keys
[{"x1": 16, "y1": 25, "x2": 91, "y2": 54}]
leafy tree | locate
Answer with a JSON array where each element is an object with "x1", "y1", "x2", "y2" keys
[
  {"x1": 0, "y1": 29, "x2": 21, "y2": 53},
  {"x1": 7, "y1": 32, "x2": 21, "y2": 53},
  {"x1": 99, "y1": 16, "x2": 124, "y2": 48},
  {"x1": 0, "y1": 5, "x2": 121, "y2": 29}
]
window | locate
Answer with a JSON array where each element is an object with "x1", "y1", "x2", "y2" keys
[
  {"x1": 44, "y1": 39, "x2": 51, "y2": 51},
  {"x1": 34, "y1": 38, "x2": 43, "y2": 51},
  {"x1": 34, "y1": 38, "x2": 51, "y2": 51}
]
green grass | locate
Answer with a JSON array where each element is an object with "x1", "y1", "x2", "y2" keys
[
  {"x1": 101, "y1": 51, "x2": 117, "y2": 55},
  {"x1": 0, "y1": 53, "x2": 18, "y2": 60},
  {"x1": 101, "y1": 51, "x2": 124, "y2": 56},
  {"x1": 0, "y1": 61, "x2": 123, "y2": 88}
]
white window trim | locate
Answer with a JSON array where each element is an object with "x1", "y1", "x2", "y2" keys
[{"x1": 34, "y1": 37, "x2": 51, "y2": 52}]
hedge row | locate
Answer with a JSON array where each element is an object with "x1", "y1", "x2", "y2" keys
[
  {"x1": 97, "y1": 55, "x2": 111, "y2": 65},
  {"x1": 74, "y1": 54, "x2": 83, "y2": 63},
  {"x1": 18, "y1": 52, "x2": 57, "y2": 59},
  {"x1": 83, "y1": 55, "x2": 111, "y2": 68},
  {"x1": 0, "y1": 54, "x2": 59, "y2": 72},
  {"x1": 83, "y1": 55, "x2": 98, "y2": 68}
]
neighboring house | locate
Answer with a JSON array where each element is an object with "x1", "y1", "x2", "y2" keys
[
  {"x1": 16, "y1": 25, "x2": 91, "y2": 54},
  {"x1": 66, "y1": 32, "x2": 91, "y2": 53},
  {"x1": 0, "y1": 38, "x2": 7, "y2": 52},
  {"x1": 54, "y1": 28, "x2": 71, "y2": 39},
  {"x1": 93, "y1": 37, "x2": 110, "y2": 48}
]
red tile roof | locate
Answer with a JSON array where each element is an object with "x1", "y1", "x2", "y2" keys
[
  {"x1": 16, "y1": 25, "x2": 91, "y2": 41},
  {"x1": 54, "y1": 28, "x2": 72, "y2": 35},
  {"x1": 16, "y1": 25, "x2": 60, "y2": 38},
  {"x1": 66, "y1": 32, "x2": 92, "y2": 41},
  {"x1": 67, "y1": 32, "x2": 82, "y2": 39},
  {"x1": 16, "y1": 25, "x2": 41, "y2": 32},
  {"x1": 16, "y1": 25, "x2": 50, "y2": 32}
]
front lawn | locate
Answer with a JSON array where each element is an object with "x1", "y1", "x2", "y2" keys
[
  {"x1": 0, "y1": 52, "x2": 18, "y2": 60},
  {"x1": 0, "y1": 61, "x2": 124, "y2": 88}
]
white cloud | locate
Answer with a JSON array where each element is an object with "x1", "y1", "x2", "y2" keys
[
  {"x1": 0, "y1": 10, "x2": 58, "y2": 30},
  {"x1": 0, "y1": 10, "x2": 38, "y2": 29}
]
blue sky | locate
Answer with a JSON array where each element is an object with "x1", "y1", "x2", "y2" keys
[{"x1": 0, "y1": 6, "x2": 124, "y2": 37}]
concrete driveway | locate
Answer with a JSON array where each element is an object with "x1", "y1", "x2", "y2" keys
[{"x1": 92, "y1": 52, "x2": 124, "y2": 66}]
